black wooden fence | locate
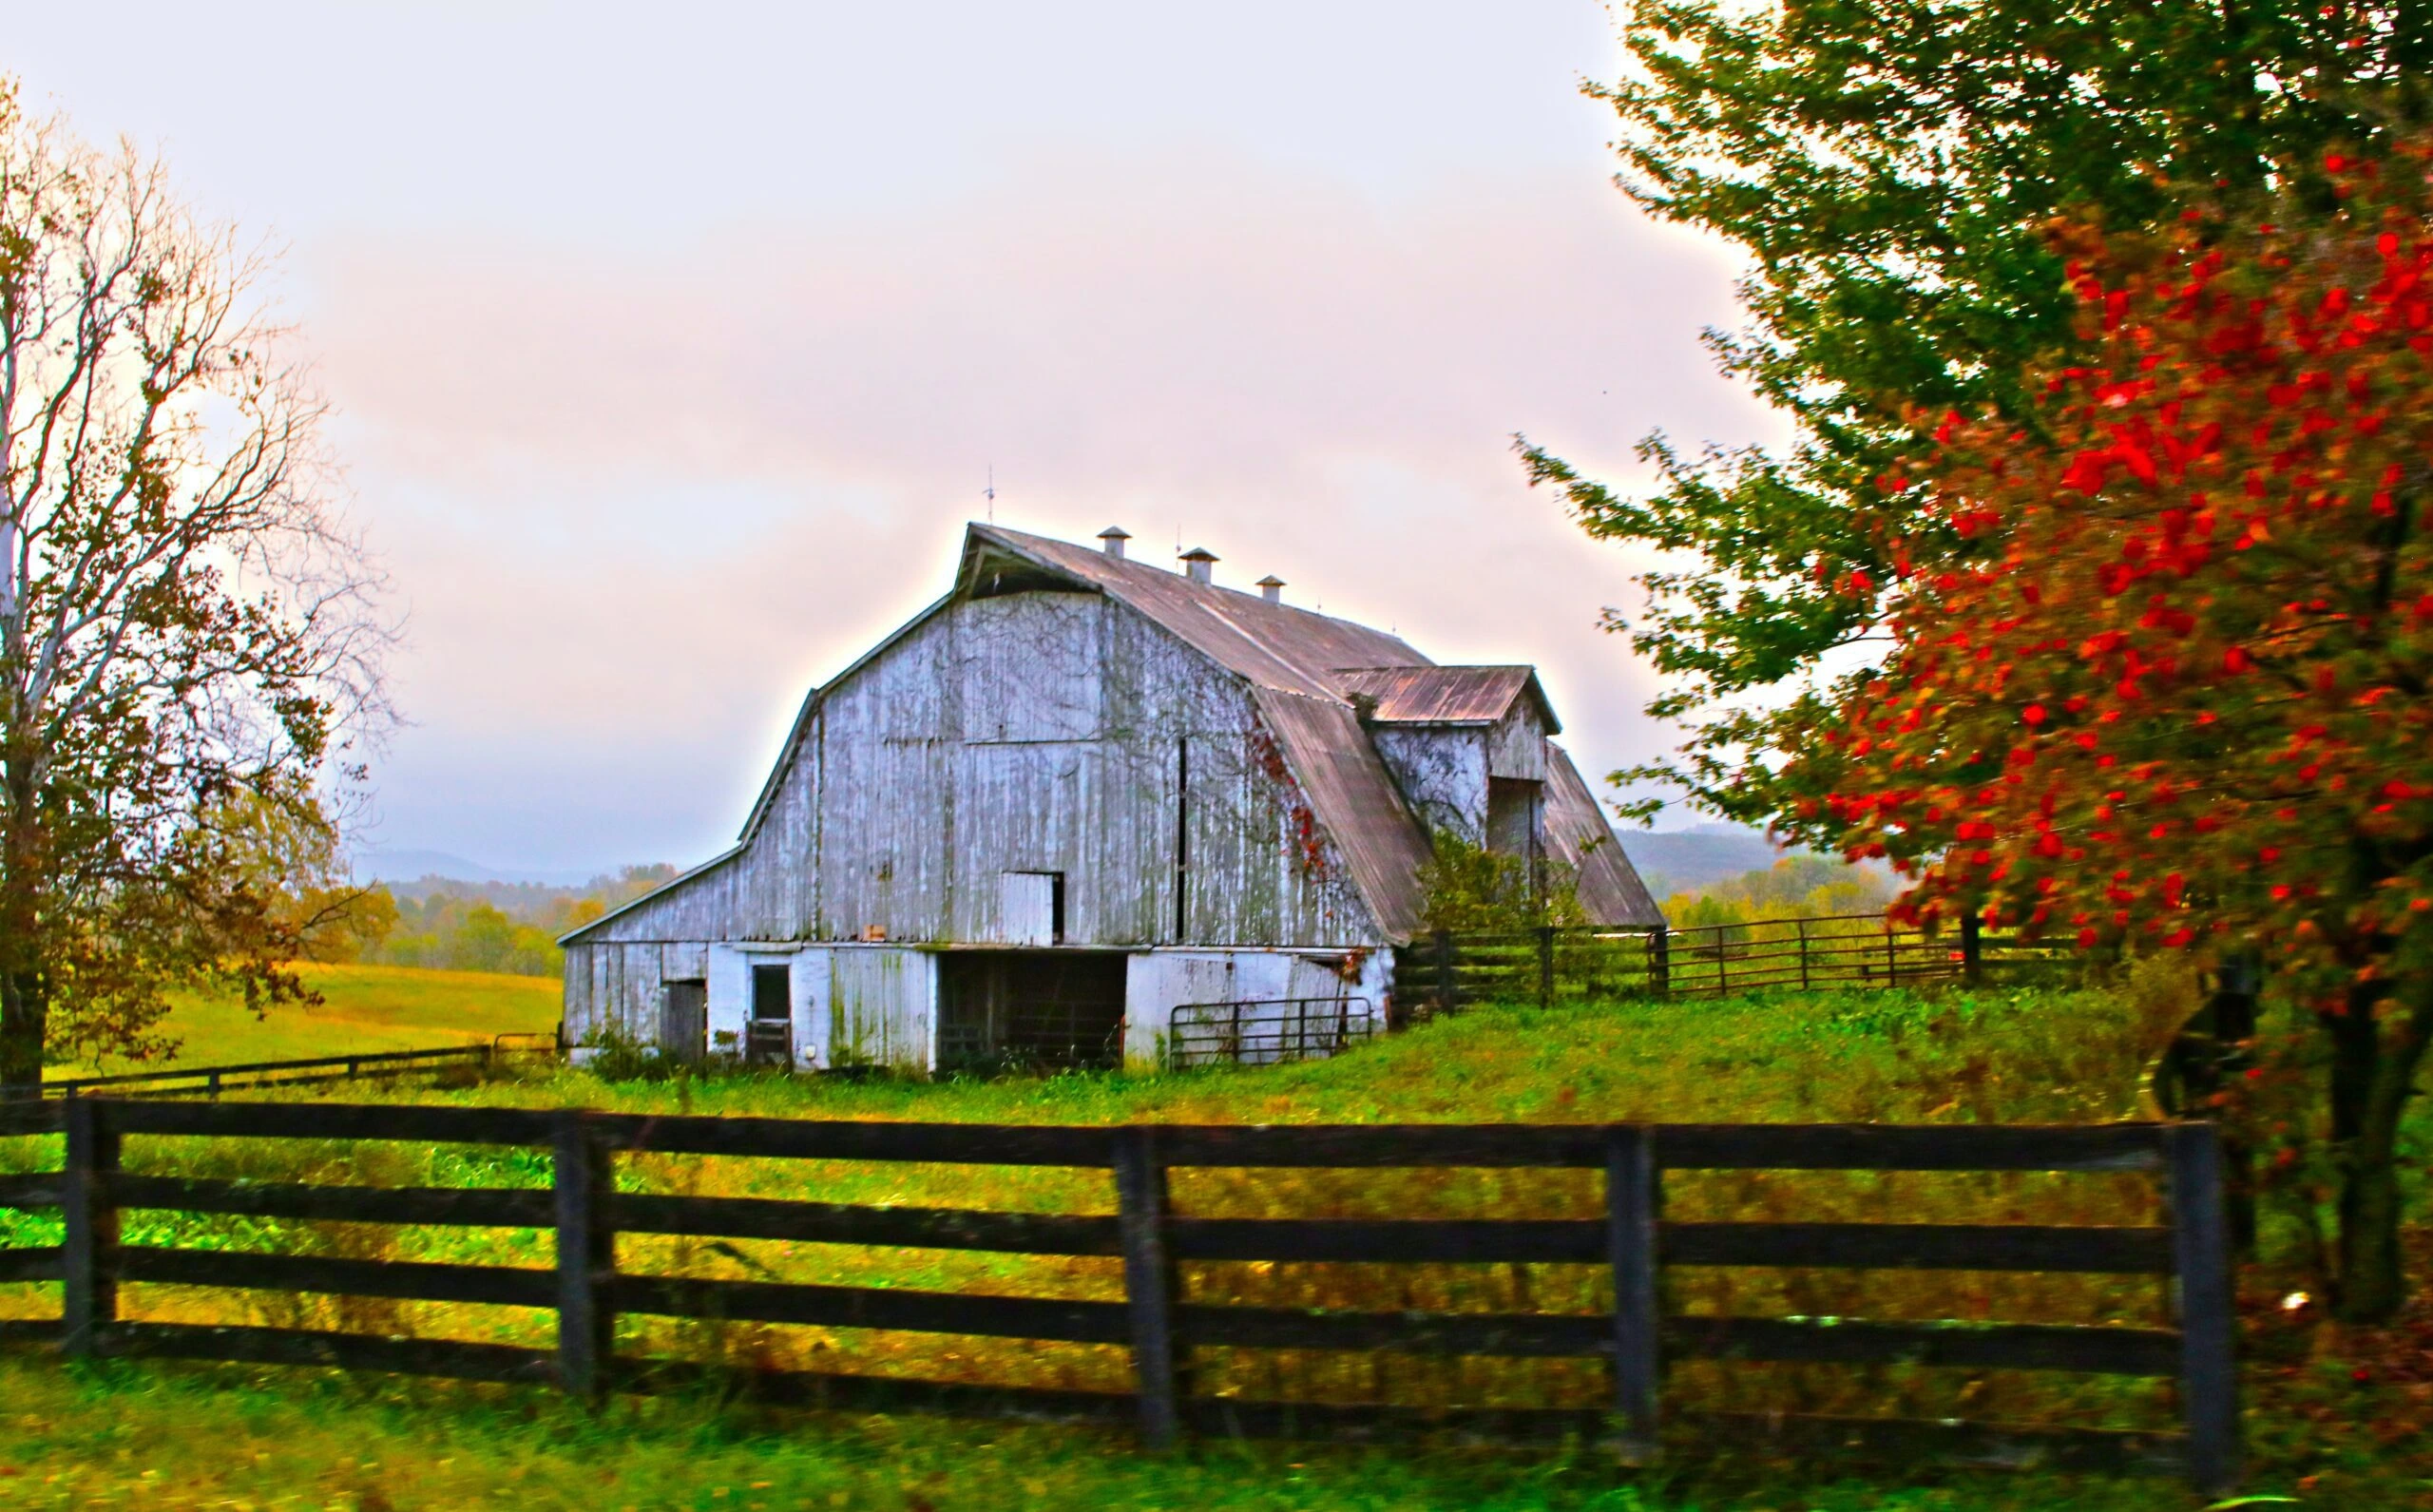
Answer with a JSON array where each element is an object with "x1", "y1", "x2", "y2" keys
[
  {"x1": 0, "y1": 1098, "x2": 2238, "y2": 1489},
  {"x1": 1395, "y1": 914, "x2": 2067, "y2": 1018},
  {"x1": 0, "y1": 1036, "x2": 563, "y2": 1105}
]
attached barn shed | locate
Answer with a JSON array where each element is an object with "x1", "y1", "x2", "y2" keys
[{"x1": 561, "y1": 524, "x2": 1663, "y2": 1071}]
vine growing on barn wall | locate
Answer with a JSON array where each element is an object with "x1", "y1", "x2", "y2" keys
[
  {"x1": 1416, "y1": 831, "x2": 1583, "y2": 933},
  {"x1": 1249, "y1": 725, "x2": 1332, "y2": 880}
]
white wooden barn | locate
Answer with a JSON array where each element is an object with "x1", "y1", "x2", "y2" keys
[{"x1": 561, "y1": 524, "x2": 1663, "y2": 1071}]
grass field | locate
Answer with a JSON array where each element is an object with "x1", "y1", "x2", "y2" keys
[
  {"x1": 47, "y1": 964, "x2": 563, "y2": 1077},
  {"x1": 0, "y1": 972, "x2": 2425, "y2": 1508}
]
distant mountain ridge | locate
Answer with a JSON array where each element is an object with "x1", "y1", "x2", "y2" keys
[
  {"x1": 1619, "y1": 824, "x2": 1798, "y2": 896},
  {"x1": 349, "y1": 848, "x2": 600, "y2": 889}
]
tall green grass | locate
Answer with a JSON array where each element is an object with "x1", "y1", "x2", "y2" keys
[{"x1": 0, "y1": 970, "x2": 2423, "y2": 1507}]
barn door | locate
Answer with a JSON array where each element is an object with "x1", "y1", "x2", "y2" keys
[
  {"x1": 1000, "y1": 871, "x2": 1063, "y2": 946},
  {"x1": 659, "y1": 980, "x2": 707, "y2": 1062}
]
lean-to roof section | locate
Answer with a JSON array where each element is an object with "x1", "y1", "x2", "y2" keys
[
  {"x1": 1250, "y1": 688, "x2": 1431, "y2": 940},
  {"x1": 1544, "y1": 741, "x2": 1666, "y2": 928}
]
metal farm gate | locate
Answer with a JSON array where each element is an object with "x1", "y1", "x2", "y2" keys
[{"x1": 1393, "y1": 913, "x2": 2064, "y2": 1020}]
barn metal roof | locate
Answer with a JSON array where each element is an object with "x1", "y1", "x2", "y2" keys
[
  {"x1": 1330, "y1": 665, "x2": 1561, "y2": 736},
  {"x1": 1546, "y1": 742, "x2": 1665, "y2": 927},
  {"x1": 962, "y1": 526, "x2": 1429, "y2": 699}
]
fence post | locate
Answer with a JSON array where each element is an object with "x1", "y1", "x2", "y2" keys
[
  {"x1": 1538, "y1": 926, "x2": 1556, "y2": 1009},
  {"x1": 1797, "y1": 916, "x2": 1810, "y2": 992},
  {"x1": 1605, "y1": 1125, "x2": 1660, "y2": 1463},
  {"x1": 1649, "y1": 928, "x2": 1670, "y2": 999},
  {"x1": 1885, "y1": 927, "x2": 1898, "y2": 986},
  {"x1": 553, "y1": 1110, "x2": 614, "y2": 1402},
  {"x1": 61, "y1": 1096, "x2": 120, "y2": 1357},
  {"x1": 2166, "y1": 1122, "x2": 2241, "y2": 1494},
  {"x1": 1432, "y1": 929, "x2": 1456, "y2": 1016},
  {"x1": 1114, "y1": 1124, "x2": 1184, "y2": 1447},
  {"x1": 1960, "y1": 912, "x2": 1983, "y2": 985}
]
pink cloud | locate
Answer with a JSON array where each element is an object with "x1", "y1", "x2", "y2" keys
[{"x1": 314, "y1": 150, "x2": 1780, "y2": 869}]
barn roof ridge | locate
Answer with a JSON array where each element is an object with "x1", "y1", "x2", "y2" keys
[{"x1": 963, "y1": 523, "x2": 1432, "y2": 701}]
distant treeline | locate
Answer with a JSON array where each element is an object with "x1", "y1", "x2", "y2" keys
[
  {"x1": 1656, "y1": 853, "x2": 1891, "y2": 930},
  {"x1": 316, "y1": 866, "x2": 679, "y2": 977}
]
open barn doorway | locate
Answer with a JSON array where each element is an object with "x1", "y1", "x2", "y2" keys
[{"x1": 937, "y1": 951, "x2": 1128, "y2": 1073}]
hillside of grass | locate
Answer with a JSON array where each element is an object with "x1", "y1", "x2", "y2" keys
[
  {"x1": 0, "y1": 974, "x2": 2425, "y2": 1508},
  {"x1": 47, "y1": 964, "x2": 562, "y2": 1078}
]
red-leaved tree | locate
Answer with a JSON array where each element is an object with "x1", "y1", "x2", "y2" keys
[{"x1": 1768, "y1": 147, "x2": 2433, "y2": 1320}]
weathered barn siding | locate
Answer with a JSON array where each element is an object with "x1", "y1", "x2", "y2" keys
[
  {"x1": 773, "y1": 589, "x2": 1389, "y2": 954},
  {"x1": 1121, "y1": 947, "x2": 1391, "y2": 1063},
  {"x1": 829, "y1": 948, "x2": 935, "y2": 1070},
  {"x1": 1368, "y1": 700, "x2": 1550, "y2": 851},
  {"x1": 1371, "y1": 726, "x2": 1487, "y2": 842},
  {"x1": 1487, "y1": 703, "x2": 1548, "y2": 782}
]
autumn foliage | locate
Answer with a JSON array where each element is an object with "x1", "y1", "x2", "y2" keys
[{"x1": 1777, "y1": 146, "x2": 2433, "y2": 1317}]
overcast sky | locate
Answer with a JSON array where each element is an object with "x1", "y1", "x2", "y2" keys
[{"x1": 10, "y1": 2, "x2": 1777, "y2": 879}]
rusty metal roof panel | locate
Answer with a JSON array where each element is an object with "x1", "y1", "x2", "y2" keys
[
  {"x1": 1330, "y1": 665, "x2": 1560, "y2": 735},
  {"x1": 1545, "y1": 740, "x2": 1666, "y2": 928},
  {"x1": 964, "y1": 526, "x2": 1431, "y2": 698},
  {"x1": 1252, "y1": 687, "x2": 1431, "y2": 940}
]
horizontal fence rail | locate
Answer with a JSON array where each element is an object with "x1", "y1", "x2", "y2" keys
[
  {"x1": 1165, "y1": 997, "x2": 1375, "y2": 1069},
  {"x1": 0, "y1": 1035, "x2": 562, "y2": 1105},
  {"x1": 1394, "y1": 914, "x2": 2070, "y2": 1018},
  {"x1": 0, "y1": 1099, "x2": 2239, "y2": 1489}
]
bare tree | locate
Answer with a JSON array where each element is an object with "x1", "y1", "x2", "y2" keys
[{"x1": 0, "y1": 81, "x2": 389, "y2": 1083}]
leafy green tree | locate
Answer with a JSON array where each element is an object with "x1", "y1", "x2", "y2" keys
[
  {"x1": 1779, "y1": 150, "x2": 2433, "y2": 1317},
  {"x1": 1526, "y1": 0, "x2": 2433, "y2": 816},
  {"x1": 0, "y1": 84, "x2": 387, "y2": 1082}
]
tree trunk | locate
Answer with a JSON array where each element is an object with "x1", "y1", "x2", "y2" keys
[
  {"x1": 0, "y1": 965, "x2": 46, "y2": 1089},
  {"x1": 2328, "y1": 981, "x2": 2433, "y2": 1322}
]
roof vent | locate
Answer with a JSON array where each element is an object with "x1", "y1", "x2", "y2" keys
[
  {"x1": 1178, "y1": 545, "x2": 1217, "y2": 586},
  {"x1": 1255, "y1": 575, "x2": 1285, "y2": 604},
  {"x1": 1097, "y1": 526, "x2": 1131, "y2": 561}
]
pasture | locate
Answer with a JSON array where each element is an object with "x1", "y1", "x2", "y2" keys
[
  {"x1": 0, "y1": 972, "x2": 2424, "y2": 1508},
  {"x1": 47, "y1": 965, "x2": 563, "y2": 1078}
]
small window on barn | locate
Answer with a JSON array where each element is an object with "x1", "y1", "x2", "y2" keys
[
  {"x1": 1001, "y1": 871, "x2": 1063, "y2": 946},
  {"x1": 751, "y1": 963, "x2": 792, "y2": 1022}
]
